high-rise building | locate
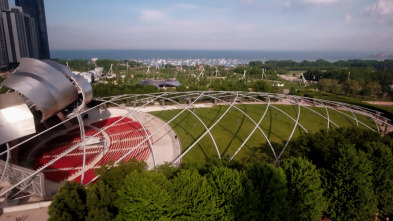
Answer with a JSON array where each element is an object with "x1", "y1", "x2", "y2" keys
[
  {"x1": 24, "y1": 13, "x2": 39, "y2": 58},
  {"x1": 1, "y1": 7, "x2": 39, "y2": 66},
  {"x1": 0, "y1": 0, "x2": 9, "y2": 11},
  {"x1": 0, "y1": 12, "x2": 8, "y2": 68},
  {"x1": 0, "y1": 0, "x2": 9, "y2": 69},
  {"x1": 15, "y1": 0, "x2": 50, "y2": 59}
]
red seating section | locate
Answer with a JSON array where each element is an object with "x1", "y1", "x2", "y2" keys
[{"x1": 32, "y1": 116, "x2": 152, "y2": 184}]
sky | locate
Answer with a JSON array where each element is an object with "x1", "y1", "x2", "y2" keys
[{"x1": 16, "y1": 0, "x2": 393, "y2": 52}]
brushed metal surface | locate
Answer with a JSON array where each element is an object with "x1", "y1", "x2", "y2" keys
[
  {"x1": 1, "y1": 58, "x2": 78, "y2": 120},
  {"x1": 0, "y1": 92, "x2": 35, "y2": 144}
]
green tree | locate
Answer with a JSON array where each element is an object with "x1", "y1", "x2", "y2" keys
[
  {"x1": 281, "y1": 157, "x2": 326, "y2": 221},
  {"x1": 154, "y1": 162, "x2": 180, "y2": 179},
  {"x1": 87, "y1": 159, "x2": 146, "y2": 219},
  {"x1": 207, "y1": 166, "x2": 245, "y2": 219},
  {"x1": 323, "y1": 145, "x2": 377, "y2": 221},
  {"x1": 345, "y1": 79, "x2": 362, "y2": 95},
  {"x1": 362, "y1": 81, "x2": 382, "y2": 96},
  {"x1": 318, "y1": 78, "x2": 331, "y2": 92},
  {"x1": 289, "y1": 86, "x2": 298, "y2": 95},
  {"x1": 115, "y1": 171, "x2": 172, "y2": 220},
  {"x1": 169, "y1": 169, "x2": 223, "y2": 220},
  {"x1": 48, "y1": 181, "x2": 87, "y2": 221},
  {"x1": 96, "y1": 159, "x2": 146, "y2": 191},
  {"x1": 238, "y1": 146, "x2": 271, "y2": 167},
  {"x1": 252, "y1": 80, "x2": 272, "y2": 92},
  {"x1": 360, "y1": 142, "x2": 393, "y2": 215},
  {"x1": 304, "y1": 68, "x2": 323, "y2": 81},
  {"x1": 86, "y1": 181, "x2": 114, "y2": 221},
  {"x1": 318, "y1": 79, "x2": 341, "y2": 93},
  {"x1": 285, "y1": 127, "x2": 381, "y2": 169},
  {"x1": 241, "y1": 162, "x2": 287, "y2": 221}
]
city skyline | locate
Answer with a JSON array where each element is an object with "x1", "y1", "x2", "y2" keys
[{"x1": 11, "y1": 0, "x2": 393, "y2": 53}]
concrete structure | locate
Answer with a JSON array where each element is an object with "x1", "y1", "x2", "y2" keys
[{"x1": 15, "y1": 0, "x2": 50, "y2": 59}]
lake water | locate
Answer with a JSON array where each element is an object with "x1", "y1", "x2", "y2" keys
[{"x1": 50, "y1": 49, "x2": 381, "y2": 63}]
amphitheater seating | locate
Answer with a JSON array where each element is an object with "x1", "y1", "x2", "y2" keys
[
  {"x1": 43, "y1": 169, "x2": 79, "y2": 183},
  {"x1": 72, "y1": 169, "x2": 97, "y2": 185},
  {"x1": 32, "y1": 116, "x2": 152, "y2": 184}
]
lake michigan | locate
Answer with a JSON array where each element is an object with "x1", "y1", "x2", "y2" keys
[{"x1": 50, "y1": 49, "x2": 381, "y2": 62}]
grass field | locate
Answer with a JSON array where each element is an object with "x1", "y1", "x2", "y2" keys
[{"x1": 151, "y1": 104, "x2": 377, "y2": 163}]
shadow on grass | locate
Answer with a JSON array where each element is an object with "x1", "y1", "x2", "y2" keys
[
  {"x1": 220, "y1": 106, "x2": 247, "y2": 157},
  {"x1": 153, "y1": 105, "x2": 291, "y2": 161},
  {"x1": 155, "y1": 110, "x2": 211, "y2": 160}
]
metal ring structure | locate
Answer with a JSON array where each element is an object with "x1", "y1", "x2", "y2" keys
[
  {"x1": 140, "y1": 92, "x2": 221, "y2": 160},
  {"x1": 0, "y1": 91, "x2": 392, "y2": 199}
]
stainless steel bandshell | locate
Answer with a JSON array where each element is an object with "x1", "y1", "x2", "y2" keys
[
  {"x1": 1, "y1": 58, "x2": 78, "y2": 120},
  {"x1": 74, "y1": 74, "x2": 93, "y2": 104},
  {"x1": 42, "y1": 59, "x2": 75, "y2": 78},
  {"x1": 0, "y1": 92, "x2": 35, "y2": 144}
]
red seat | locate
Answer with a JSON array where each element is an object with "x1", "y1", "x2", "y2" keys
[{"x1": 33, "y1": 117, "x2": 151, "y2": 184}]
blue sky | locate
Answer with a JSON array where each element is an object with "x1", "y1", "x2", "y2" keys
[{"x1": 20, "y1": 0, "x2": 393, "y2": 52}]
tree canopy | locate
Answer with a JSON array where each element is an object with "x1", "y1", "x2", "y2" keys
[
  {"x1": 48, "y1": 127, "x2": 393, "y2": 220},
  {"x1": 322, "y1": 145, "x2": 377, "y2": 221},
  {"x1": 48, "y1": 181, "x2": 87, "y2": 221},
  {"x1": 281, "y1": 157, "x2": 326, "y2": 221}
]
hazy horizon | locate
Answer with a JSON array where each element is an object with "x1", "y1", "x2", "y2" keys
[
  {"x1": 16, "y1": 0, "x2": 393, "y2": 52},
  {"x1": 50, "y1": 49, "x2": 392, "y2": 62}
]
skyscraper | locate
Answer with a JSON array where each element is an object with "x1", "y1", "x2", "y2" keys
[
  {"x1": 0, "y1": 0, "x2": 9, "y2": 11},
  {"x1": 0, "y1": 0, "x2": 9, "y2": 68},
  {"x1": 23, "y1": 12, "x2": 39, "y2": 59},
  {"x1": 15, "y1": 0, "x2": 50, "y2": 59},
  {"x1": 1, "y1": 7, "x2": 38, "y2": 65}
]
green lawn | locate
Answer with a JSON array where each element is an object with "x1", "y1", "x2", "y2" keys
[{"x1": 151, "y1": 104, "x2": 377, "y2": 163}]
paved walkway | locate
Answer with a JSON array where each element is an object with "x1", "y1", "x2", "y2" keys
[{"x1": 0, "y1": 207, "x2": 49, "y2": 221}]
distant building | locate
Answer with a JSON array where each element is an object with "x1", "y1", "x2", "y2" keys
[
  {"x1": 15, "y1": 0, "x2": 50, "y2": 59},
  {"x1": 1, "y1": 7, "x2": 39, "y2": 67},
  {"x1": 74, "y1": 67, "x2": 104, "y2": 83},
  {"x1": 77, "y1": 72, "x2": 94, "y2": 83},
  {"x1": 138, "y1": 79, "x2": 181, "y2": 88}
]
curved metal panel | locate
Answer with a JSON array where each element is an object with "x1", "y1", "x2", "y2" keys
[
  {"x1": 13, "y1": 58, "x2": 78, "y2": 110},
  {"x1": 0, "y1": 93, "x2": 35, "y2": 144},
  {"x1": 1, "y1": 73, "x2": 58, "y2": 118},
  {"x1": 1, "y1": 58, "x2": 78, "y2": 120},
  {"x1": 73, "y1": 74, "x2": 93, "y2": 104},
  {"x1": 42, "y1": 59, "x2": 75, "y2": 78}
]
